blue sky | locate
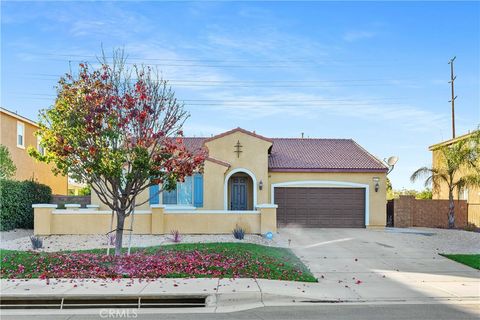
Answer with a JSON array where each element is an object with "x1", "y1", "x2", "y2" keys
[{"x1": 1, "y1": 1, "x2": 479, "y2": 190}]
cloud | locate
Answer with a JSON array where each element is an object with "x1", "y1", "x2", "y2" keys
[{"x1": 343, "y1": 31, "x2": 377, "y2": 42}]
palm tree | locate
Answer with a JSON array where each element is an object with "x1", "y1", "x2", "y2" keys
[{"x1": 411, "y1": 131, "x2": 480, "y2": 229}]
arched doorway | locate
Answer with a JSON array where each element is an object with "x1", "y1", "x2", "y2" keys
[{"x1": 224, "y1": 168, "x2": 257, "y2": 210}]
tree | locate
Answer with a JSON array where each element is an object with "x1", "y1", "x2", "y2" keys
[
  {"x1": 30, "y1": 50, "x2": 207, "y2": 255},
  {"x1": 410, "y1": 131, "x2": 480, "y2": 228},
  {"x1": 0, "y1": 145, "x2": 16, "y2": 180}
]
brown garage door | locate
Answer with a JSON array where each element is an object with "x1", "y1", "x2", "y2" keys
[{"x1": 275, "y1": 187, "x2": 365, "y2": 228}]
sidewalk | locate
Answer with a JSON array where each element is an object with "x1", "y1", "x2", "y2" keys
[{"x1": 1, "y1": 273, "x2": 479, "y2": 315}]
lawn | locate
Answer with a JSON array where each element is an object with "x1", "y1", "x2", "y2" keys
[
  {"x1": 0, "y1": 243, "x2": 317, "y2": 282},
  {"x1": 440, "y1": 254, "x2": 480, "y2": 270}
]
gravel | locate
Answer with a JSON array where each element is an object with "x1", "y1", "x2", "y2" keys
[
  {"x1": 1, "y1": 227, "x2": 477, "y2": 254},
  {"x1": 0, "y1": 229, "x2": 288, "y2": 252}
]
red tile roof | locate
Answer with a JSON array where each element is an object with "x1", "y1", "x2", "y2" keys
[
  {"x1": 182, "y1": 131, "x2": 387, "y2": 173},
  {"x1": 267, "y1": 138, "x2": 387, "y2": 172}
]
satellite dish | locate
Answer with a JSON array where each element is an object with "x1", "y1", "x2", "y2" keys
[{"x1": 387, "y1": 156, "x2": 399, "y2": 166}]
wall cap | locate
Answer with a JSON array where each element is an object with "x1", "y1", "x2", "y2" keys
[
  {"x1": 150, "y1": 204, "x2": 166, "y2": 209},
  {"x1": 65, "y1": 204, "x2": 81, "y2": 208},
  {"x1": 256, "y1": 204, "x2": 278, "y2": 209},
  {"x1": 32, "y1": 204, "x2": 58, "y2": 208},
  {"x1": 165, "y1": 210, "x2": 260, "y2": 215}
]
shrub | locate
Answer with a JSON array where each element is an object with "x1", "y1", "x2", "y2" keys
[
  {"x1": 463, "y1": 223, "x2": 479, "y2": 233},
  {"x1": 30, "y1": 236, "x2": 43, "y2": 250},
  {"x1": 171, "y1": 230, "x2": 181, "y2": 243},
  {"x1": 0, "y1": 179, "x2": 52, "y2": 231},
  {"x1": 233, "y1": 225, "x2": 245, "y2": 240}
]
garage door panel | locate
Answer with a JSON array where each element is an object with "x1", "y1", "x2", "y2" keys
[{"x1": 275, "y1": 187, "x2": 365, "y2": 228}]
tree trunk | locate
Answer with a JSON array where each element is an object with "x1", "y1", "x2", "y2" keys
[
  {"x1": 115, "y1": 212, "x2": 126, "y2": 256},
  {"x1": 448, "y1": 190, "x2": 455, "y2": 229}
]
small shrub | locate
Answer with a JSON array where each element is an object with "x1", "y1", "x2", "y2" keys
[
  {"x1": 30, "y1": 236, "x2": 43, "y2": 250},
  {"x1": 171, "y1": 229, "x2": 181, "y2": 243},
  {"x1": 463, "y1": 223, "x2": 479, "y2": 233},
  {"x1": 233, "y1": 225, "x2": 245, "y2": 240}
]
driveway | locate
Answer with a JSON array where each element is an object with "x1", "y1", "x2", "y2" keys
[{"x1": 280, "y1": 227, "x2": 480, "y2": 302}]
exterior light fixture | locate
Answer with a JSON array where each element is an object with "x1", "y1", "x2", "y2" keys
[
  {"x1": 259, "y1": 180, "x2": 264, "y2": 190},
  {"x1": 373, "y1": 177, "x2": 380, "y2": 192}
]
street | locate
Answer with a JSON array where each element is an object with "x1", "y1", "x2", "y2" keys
[{"x1": 2, "y1": 303, "x2": 479, "y2": 320}]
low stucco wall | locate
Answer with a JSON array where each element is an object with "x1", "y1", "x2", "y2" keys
[{"x1": 33, "y1": 204, "x2": 277, "y2": 235}]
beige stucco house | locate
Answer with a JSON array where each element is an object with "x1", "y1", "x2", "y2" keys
[
  {"x1": 430, "y1": 131, "x2": 480, "y2": 226},
  {"x1": 0, "y1": 107, "x2": 68, "y2": 194},
  {"x1": 89, "y1": 127, "x2": 388, "y2": 229}
]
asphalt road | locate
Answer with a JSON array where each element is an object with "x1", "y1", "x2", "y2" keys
[{"x1": 2, "y1": 304, "x2": 479, "y2": 320}]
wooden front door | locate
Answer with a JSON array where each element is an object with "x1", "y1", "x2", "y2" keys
[{"x1": 231, "y1": 177, "x2": 247, "y2": 210}]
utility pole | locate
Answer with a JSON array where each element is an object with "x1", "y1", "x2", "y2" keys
[{"x1": 448, "y1": 56, "x2": 457, "y2": 139}]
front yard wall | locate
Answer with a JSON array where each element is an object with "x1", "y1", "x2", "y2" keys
[
  {"x1": 33, "y1": 205, "x2": 275, "y2": 235},
  {"x1": 394, "y1": 195, "x2": 468, "y2": 228}
]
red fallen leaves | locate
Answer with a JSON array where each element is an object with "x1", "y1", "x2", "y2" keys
[
  {"x1": 1, "y1": 250, "x2": 307, "y2": 281},
  {"x1": 355, "y1": 280, "x2": 362, "y2": 285}
]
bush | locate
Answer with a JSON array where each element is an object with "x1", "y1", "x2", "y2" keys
[
  {"x1": 0, "y1": 179, "x2": 52, "y2": 231},
  {"x1": 233, "y1": 225, "x2": 245, "y2": 240}
]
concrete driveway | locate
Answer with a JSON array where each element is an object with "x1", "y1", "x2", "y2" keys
[{"x1": 280, "y1": 227, "x2": 480, "y2": 302}]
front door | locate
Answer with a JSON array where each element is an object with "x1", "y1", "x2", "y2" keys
[{"x1": 231, "y1": 177, "x2": 247, "y2": 210}]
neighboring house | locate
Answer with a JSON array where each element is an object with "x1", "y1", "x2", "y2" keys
[
  {"x1": 0, "y1": 107, "x2": 68, "y2": 194},
  {"x1": 92, "y1": 127, "x2": 388, "y2": 228},
  {"x1": 429, "y1": 131, "x2": 480, "y2": 226}
]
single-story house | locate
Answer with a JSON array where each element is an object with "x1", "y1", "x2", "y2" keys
[{"x1": 88, "y1": 127, "x2": 388, "y2": 228}]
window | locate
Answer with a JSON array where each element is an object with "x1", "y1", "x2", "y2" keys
[
  {"x1": 37, "y1": 136, "x2": 45, "y2": 156},
  {"x1": 149, "y1": 174, "x2": 203, "y2": 207},
  {"x1": 163, "y1": 176, "x2": 194, "y2": 205},
  {"x1": 17, "y1": 122, "x2": 25, "y2": 148}
]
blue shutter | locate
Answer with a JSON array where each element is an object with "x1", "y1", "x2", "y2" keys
[
  {"x1": 149, "y1": 184, "x2": 159, "y2": 205},
  {"x1": 194, "y1": 174, "x2": 204, "y2": 207}
]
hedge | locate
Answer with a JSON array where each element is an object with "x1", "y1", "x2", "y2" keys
[{"x1": 0, "y1": 180, "x2": 52, "y2": 231}]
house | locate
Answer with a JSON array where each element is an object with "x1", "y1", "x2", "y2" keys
[
  {"x1": 429, "y1": 131, "x2": 480, "y2": 226},
  {"x1": 0, "y1": 107, "x2": 68, "y2": 194},
  {"x1": 90, "y1": 127, "x2": 388, "y2": 228}
]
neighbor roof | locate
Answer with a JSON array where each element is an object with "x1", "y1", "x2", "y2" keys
[{"x1": 182, "y1": 129, "x2": 387, "y2": 173}]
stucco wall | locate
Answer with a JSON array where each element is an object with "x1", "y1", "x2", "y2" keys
[
  {"x1": 0, "y1": 111, "x2": 68, "y2": 194},
  {"x1": 205, "y1": 131, "x2": 272, "y2": 206},
  {"x1": 269, "y1": 171, "x2": 387, "y2": 227},
  {"x1": 33, "y1": 205, "x2": 275, "y2": 235}
]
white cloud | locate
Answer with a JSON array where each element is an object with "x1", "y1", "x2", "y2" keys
[{"x1": 343, "y1": 31, "x2": 377, "y2": 42}]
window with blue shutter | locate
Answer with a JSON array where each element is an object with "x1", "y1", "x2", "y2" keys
[
  {"x1": 193, "y1": 174, "x2": 204, "y2": 207},
  {"x1": 149, "y1": 184, "x2": 159, "y2": 205}
]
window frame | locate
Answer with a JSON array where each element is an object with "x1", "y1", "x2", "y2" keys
[{"x1": 16, "y1": 121, "x2": 25, "y2": 149}]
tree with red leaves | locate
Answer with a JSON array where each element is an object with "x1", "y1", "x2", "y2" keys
[{"x1": 30, "y1": 50, "x2": 207, "y2": 255}]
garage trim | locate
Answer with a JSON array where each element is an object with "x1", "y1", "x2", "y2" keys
[{"x1": 271, "y1": 180, "x2": 370, "y2": 226}]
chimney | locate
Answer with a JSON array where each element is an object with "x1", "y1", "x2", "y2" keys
[{"x1": 301, "y1": 132, "x2": 304, "y2": 138}]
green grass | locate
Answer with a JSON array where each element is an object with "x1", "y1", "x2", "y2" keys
[
  {"x1": 0, "y1": 242, "x2": 317, "y2": 282},
  {"x1": 440, "y1": 254, "x2": 480, "y2": 270}
]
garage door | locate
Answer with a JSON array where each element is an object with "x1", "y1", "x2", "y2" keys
[{"x1": 275, "y1": 187, "x2": 365, "y2": 228}]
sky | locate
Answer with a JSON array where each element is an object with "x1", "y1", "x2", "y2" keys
[{"x1": 1, "y1": 1, "x2": 479, "y2": 190}]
